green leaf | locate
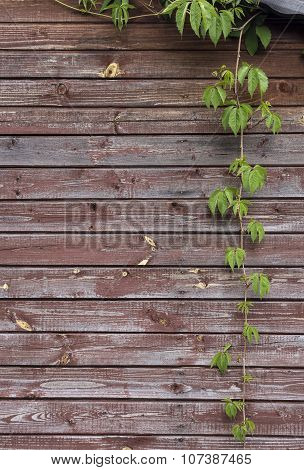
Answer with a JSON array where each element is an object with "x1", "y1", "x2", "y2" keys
[
  {"x1": 228, "y1": 107, "x2": 241, "y2": 136},
  {"x1": 217, "y1": 191, "x2": 229, "y2": 216},
  {"x1": 190, "y1": 0, "x2": 202, "y2": 37},
  {"x1": 256, "y1": 25, "x2": 271, "y2": 49},
  {"x1": 235, "y1": 247, "x2": 246, "y2": 269},
  {"x1": 219, "y1": 11, "x2": 232, "y2": 39},
  {"x1": 245, "y1": 418, "x2": 256, "y2": 434},
  {"x1": 210, "y1": 343, "x2": 232, "y2": 374},
  {"x1": 176, "y1": 2, "x2": 190, "y2": 35},
  {"x1": 208, "y1": 16, "x2": 222, "y2": 46},
  {"x1": 247, "y1": 68, "x2": 259, "y2": 97},
  {"x1": 161, "y1": 0, "x2": 183, "y2": 15},
  {"x1": 245, "y1": 24, "x2": 259, "y2": 56},
  {"x1": 238, "y1": 62, "x2": 251, "y2": 86},
  {"x1": 208, "y1": 188, "x2": 221, "y2": 216},
  {"x1": 232, "y1": 423, "x2": 246, "y2": 442}
]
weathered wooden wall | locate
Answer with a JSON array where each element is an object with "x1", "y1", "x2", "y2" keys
[{"x1": 0, "y1": 0, "x2": 303, "y2": 450}]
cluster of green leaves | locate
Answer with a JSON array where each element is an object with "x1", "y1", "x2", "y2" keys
[
  {"x1": 210, "y1": 343, "x2": 232, "y2": 374},
  {"x1": 162, "y1": 0, "x2": 268, "y2": 52},
  {"x1": 225, "y1": 247, "x2": 246, "y2": 271},
  {"x1": 247, "y1": 219, "x2": 265, "y2": 242},
  {"x1": 79, "y1": 0, "x2": 134, "y2": 30},
  {"x1": 232, "y1": 419, "x2": 255, "y2": 442},
  {"x1": 243, "y1": 322, "x2": 259, "y2": 344},
  {"x1": 249, "y1": 272, "x2": 270, "y2": 299},
  {"x1": 224, "y1": 399, "x2": 244, "y2": 420},
  {"x1": 203, "y1": 63, "x2": 281, "y2": 136},
  {"x1": 244, "y1": 14, "x2": 271, "y2": 55}
]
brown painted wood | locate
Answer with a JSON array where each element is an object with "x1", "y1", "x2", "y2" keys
[
  {"x1": 1, "y1": 367, "x2": 303, "y2": 400},
  {"x1": 1, "y1": 200, "x2": 304, "y2": 233},
  {"x1": 0, "y1": 79, "x2": 302, "y2": 107},
  {"x1": 1, "y1": 51, "x2": 304, "y2": 78},
  {"x1": 0, "y1": 400, "x2": 303, "y2": 435},
  {"x1": 1, "y1": 300, "x2": 303, "y2": 334},
  {"x1": 1, "y1": 333, "x2": 303, "y2": 367},
  {"x1": 0, "y1": 234, "x2": 303, "y2": 266},
  {"x1": 1, "y1": 22, "x2": 302, "y2": 48},
  {"x1": 1, "y1": 135, "x2": 304, "y2": 166},
  {"x1": 0, "y1": 167, "x2": 302, "y2": 200},
  {"x1": 0, "y1": 0, "x2": 159, "y2": 23},
  {"x1": 0, "y1": 107, "x2": 303, "y2": 135},
  {"x1": 1, "y1": 434, "x2": 304, "y2": 450},
  {"x1": 0, "y1": 267, "x2": 303, "y2": 299}
]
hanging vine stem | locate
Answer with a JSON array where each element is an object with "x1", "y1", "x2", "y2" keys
[
  {"x1": 206, "y1": 13, "x2": 282, "y2": 443},
  {"x1": 55, "y1": 0, "x2": 283, "y2": 444}
]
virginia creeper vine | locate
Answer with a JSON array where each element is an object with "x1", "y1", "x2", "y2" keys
[{"x1": 56, "y1": 0, "x2": 283, "y2": 444}]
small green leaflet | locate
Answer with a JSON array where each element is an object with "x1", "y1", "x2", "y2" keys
[
  {"x1": 247, "y1": 219, "x2": 265, "y2": 243},
  {"x1": 245, "y1": 24, "x2": 259, "y2": 56},
  {"x1": 225, "y1": 247, "x2": 246, "y2": 272},
  {"x1": 176, "y1": 1, "x2": 190, "y2": 35},
  {"x1": 256, "y1": 25, "x2": 272, "y2": 49},
  {"x1": 210, "y1": 343, "x2": 232, "y2": 374},
  {"x1": 249, "y1": 272, "x2": 271, "y2": 299},
  {"x1": 248, "y1": 67, "x2": 269, "y2": 97},
  {"x1": 190, "y1": 0, "x2": 202, "y2": 37}
]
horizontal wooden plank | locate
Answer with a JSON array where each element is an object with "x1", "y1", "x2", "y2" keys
[
  {"x1": 1, "y1": 135, "x2": 304, "y2": 166},
  {"x1": 1, "y1": 107, "x2": 303, "y2": 135},
  {"x1": 0, "y1": 0, "x2": 159, "y2": 23},
  {"x1": 0, "y1": 168, "x2": 302, "y2": 199},
  {"x1": 0, "y1": 79, "x2": 302, "y2": 107},
  {"x1": 0, "y1": 234, "x2": 303, "y2": 266},
  {"x1": 0, "y1": 400, "x2": 303, "y2": 435},
  {"x1": 1, "y1": 22, "x2": 302, "y2": 48},
  {"x1": 1, "y1": 434, "x2": 304, "y2": 450},
  {"x1": 1, "y1": 333, "x2": 303, "y2": 367},
  {"x1": 1, "y1": 300, "x2": 303, "y2": 334},
  {"x1": 1, "y1": 367, "x2": 303, "y2": 400},
  {"x1": 0, "y1": 267, "x2": 303, "y2": 299},
  {"x1": 1, "y1": 200, "x2": 304, "y2": 233},
  {"x1": 1, "y1": 51, "x2": 304, "y2": 78}
]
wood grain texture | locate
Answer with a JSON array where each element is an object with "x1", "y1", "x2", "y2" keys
[
  {"x1": 0, "y1": 79, "x2": 302, "y2": 107},
  {"x1": 0, "y1": 400, "x2": 303, "y2": 435},
  {"x1": 1, "y1": 434, "x2": 304, "y2": 450},
  {"x1": 1, "y1": 200, "x2": 304, "y2": 233},
  {"x1": 1, "y1": 333, "x2": 303, "y2": 367},
  {"x1": 1, "y1": 22, "x2": 302, "y2": 47},
  {"x1": 1, "y1": 367, "x2": 303, "y2": 400},
  {"x1": 0, "y1": 107, "x2": 303, "y2": 135},
  {"x1": 1, "y1": 135, "x2": 304, "y2": 166},
  {"x1": 1, "y1": 51, "x2": 304, "y2": 78},
  {"x1": 0, "y1": 267, "x2": 303, "y2": 299},
  {"x1": 0, "y1": 167, "x2": 301, "y2": 199},
  {"x1": 1, "y1": 300, "x2": 303, "y2": 334},
  {"x1": 0, "y1": 233, "x2": 303, "y2": 266}
]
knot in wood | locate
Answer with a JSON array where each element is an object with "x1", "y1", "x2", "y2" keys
[{"x1": 56, "y1": 83, "x2": 68, "y2": 96}]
